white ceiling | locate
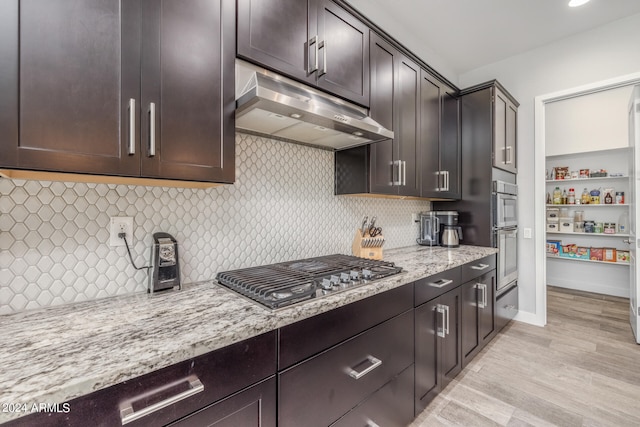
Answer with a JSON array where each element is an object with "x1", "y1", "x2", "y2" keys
[{"x1": 347, "y1": 0, "x2": 640, "y2": 78}]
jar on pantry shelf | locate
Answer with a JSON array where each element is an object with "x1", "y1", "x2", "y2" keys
[
  {"x1": 568, "y1": 188, "x2": 575, "y2": 204},
  {"x1": 581, "y1": 188, "x2": 590, "y2": 204},
  {"x1": 553, "y1": 187, "x2": 562, "y2": 204},
  {"x1": 590, "y1": 189, "x2": 600, "y2": 205}
]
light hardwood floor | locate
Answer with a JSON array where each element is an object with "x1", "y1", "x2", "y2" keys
[{"x1": 410, "y1": 286, "x2": 640, "y2": 427}]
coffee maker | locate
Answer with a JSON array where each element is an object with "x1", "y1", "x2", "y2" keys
[
  {"x1": 436, "y1": 211, "x2": 463, "y2": 248},
  {"x1": 417, "y1": 211, "x2": 440, "y2": 246},
  {"x1": 149, "y1": 232, "x2": 181, "y2": 293}
]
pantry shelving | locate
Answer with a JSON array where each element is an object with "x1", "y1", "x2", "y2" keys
[{"x1": 546, "y1": 147, "x2": 630, "y2": 296}]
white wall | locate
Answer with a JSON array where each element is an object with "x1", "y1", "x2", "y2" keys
[{"x1": 459, "y1": 13, "x2": 640, "y2": 322}]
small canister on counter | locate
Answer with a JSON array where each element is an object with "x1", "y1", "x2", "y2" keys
[
  {"x1": 616, "y1": 191, "x2": 625, "y2": 204},
  {"x1": 584, "y1": 220, "x2": 595, "y2": 233}
]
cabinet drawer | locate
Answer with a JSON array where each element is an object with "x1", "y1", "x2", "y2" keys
[
  {"x1": 7, "y1": 331, "x2": 277, "y2": 427},
  {"x1": 168, "y1": 376, "x2": 276, "y2": 427},
  {"x1": 461, "y1": 255, "x2": 496, "y2": 283},
  {"x1": 496, "y1": 283, "x2": 519, "y2": 331},
  {"x1": 278, "y1": 310, "x2": 413, "y2": 427},
  {"x1": 279, "y1": 284, "x2": 413, "y2": 369},
  {"x1": 415, "y1": 267, "x2": 461, "y2": 306},
  {"x1": 331, "y1": 364, "x2": 414, "y2": 427}
]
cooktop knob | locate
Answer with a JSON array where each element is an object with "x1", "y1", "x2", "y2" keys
[
  {"x1": 362, "y1": 269, "x2": 372, "y2": 280},
  {"x1": 349, "y1": 270, "x2": 360, "y2": 281},
  {"x1": 321, "y1": 278, "x2": 333, "y2": 290},
  {"x1": 340, "y1": 272, "x2": 351, "y2": 283},
  {"x1": 330, "y1": 275, "x2": 340, "y2": 286}
]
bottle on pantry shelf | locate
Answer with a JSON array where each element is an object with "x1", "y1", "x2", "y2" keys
[
  {"x1": 561, "y1": 189, "x2": 568, "y2": 205},
  {"x1": 553, "y1": 187, "x2": 562, "y2": 205},
  {"x1": 581, "y1": 188, "x2": 590, "y2": 204},
  {"x1": 546, "y1": 192, "x2": 552, "y2": 204},
  {"x1": 619, "y1": 211, "x2": 629, "y2": 234},
  {"x1": 568, "y1": 188, "x2": 575, "y2": 205},
  {"x1": 604, "y1": 191, "x2": 613, "y2": 204}
]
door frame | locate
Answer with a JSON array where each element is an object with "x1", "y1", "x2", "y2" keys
[{"x1": 533, "y1": 72, "x2": 640, "y2": 327}]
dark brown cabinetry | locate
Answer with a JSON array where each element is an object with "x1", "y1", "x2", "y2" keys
[
  {"x1": 414, "y1": 269, "x2": 463, "y2": 414},
  {"x1": 278, "y1": 284, "x2": 414, "y2": 427},
  {"x1": 6, "y1": 331, "x2": 277, "y2": 427},
  {"x1": 335, "y1": 32, "x2": 459, "y2": 199},
  {"x1": 461, "y1": 256, "x2": 497, "y2": 367},
  {"x1": 420, "y1": 72, "x2": 461, "y2": 199},
  {"x1": 237, "y1": 0, "x2": 370, "y2": 107},
  {"x1": 0, "y1": 0, "x2": 235, "y2": 184}
]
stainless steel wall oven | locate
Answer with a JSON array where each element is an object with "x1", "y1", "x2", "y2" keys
[{"x1": 493, "y1": 180, "x2": 518, "y2": 295}]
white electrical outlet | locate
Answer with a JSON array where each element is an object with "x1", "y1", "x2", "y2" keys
[{"x1": 109, "y1": 217, "x2": 134, "y2": 247}]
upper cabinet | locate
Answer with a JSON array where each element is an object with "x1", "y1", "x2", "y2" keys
[
  {"x1": 335, "y1": 32, "x2": 459, "y2": 200},
  {"x1": 237, "y1": 0, "x2": 370, "y2": 107},
  {"x1": 0, "y1": 0, "x2": 235, "y2": 184},
  {"x1": 420, "y1": 72, "x2": 460, "y2": 199},
  {"x1": 493, "y1": 86, "x2": 518, "y2": 174}
]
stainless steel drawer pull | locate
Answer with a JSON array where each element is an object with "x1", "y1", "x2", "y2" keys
[
  {"x1": 470, "y1": 263, "x2": 490, "y2": 271},
  {"x1": 120, "y1": 375, "x2": 204, "y2": 425},
  {"x1": 366, "y1": 421, "x2": 381, "y2": 427},
  {"x1": 347, "y1": 355, "x2": 382, "y2": 380},
  {"x1": 428, "y1": 278, "x2": 453, "y2": 288},
  {"x1": 128, "y1": 98, "x2": 136, "y2": 155},
  {"x1": 148, "y1": 102, "x2": 156, "y2": 157}
]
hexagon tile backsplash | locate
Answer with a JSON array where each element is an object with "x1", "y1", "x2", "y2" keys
[{"x1": 0, "y1": 133, "x2": 430, "y2": 315}]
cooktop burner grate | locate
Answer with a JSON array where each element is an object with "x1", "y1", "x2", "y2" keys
[{"x1": 216, "y1": 254, "x2": 402, "y2": 309}]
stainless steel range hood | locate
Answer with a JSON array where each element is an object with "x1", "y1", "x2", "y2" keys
[{"x1": 235, "y1": 60, "x2": 393, "y2": 150}]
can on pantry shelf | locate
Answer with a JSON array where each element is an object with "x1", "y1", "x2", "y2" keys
[
  {"x1": 616, "y1": 191, "x2": 625, "y2": 204},
  {"x1": 604, "y1": 223, "x2": 616, "y2": 234},
  {"x1": 584, "y1": 220, "x2": 595, "y2": 233}
]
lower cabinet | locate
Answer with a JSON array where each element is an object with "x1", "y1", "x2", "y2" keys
[
  {"x1": 278, "y1": 310, "x2": 414, "y2": 427},
  {"x1": 414, "y1": 286, "x2": 462, "y2": 414},
  {"x1": 461, "y1": 270, "x2": 496, "y2": 367}
]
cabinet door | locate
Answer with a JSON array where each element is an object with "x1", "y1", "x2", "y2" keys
[
  {"x1": 419, "y1": 71, "x2": 441, "y2": 198},
  {"x1": 397, "y1": 56, "x2": 420, "y2": 197},
  {"x1": 368, "y1": 32, "x2": 397, "y2": 195},
  {"x1": 439, "y1": 287, "x2": 462, "y2": 388},
  {"x1": 0, "y1": 1, "x2": 18, "y2": 165},
  {"x1": 3, "y1": 0, "x2": 141, "y2": 175},
  {"x1": 493, "y1": 87, "x2": 508, "y2": 171},
  {"x1": 479, "y1": 271, "x2": 496, "y2": 345},
  {"x1": 414, "y1": 299, "x2": 440, "y2": 414},
  {"x1": 236, "y1": 0, "x2": 315, "y2": 85},
  {"x1": 505, "y1": 100, "x2": 518, "y2": 173},
  {"x1": 141, "y1": 0, "x2": 235, "y2": 183},
  {"x1": 439, "y1": 87, "x2": 461, "y2": 199},
  {"x1": 316, "y1": 0, "x2": 369, "y2": 107},
  {"x1": 461, "y1": 280, "x2": 480, "y2": 366},
  {"x1": 169, "y1": 377, "x2": 276, "y2": 427}
]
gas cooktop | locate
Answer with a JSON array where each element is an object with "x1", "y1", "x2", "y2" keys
[{"x1": 215, "y1": 254, "x2": 403, "y2": 309}]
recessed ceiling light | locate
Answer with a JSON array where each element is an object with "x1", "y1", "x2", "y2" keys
[{"x1": 568, "y1": 0, "x2": 590, "y2": 7}]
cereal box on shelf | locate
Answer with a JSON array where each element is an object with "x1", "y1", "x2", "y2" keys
[{"x1": 546, "y1": 240, "x2": 561, "y2": 256}]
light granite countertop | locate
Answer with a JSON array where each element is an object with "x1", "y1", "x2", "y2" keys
[{"x1": 0, "y1": 244, "x2": 496, "y2": 422}]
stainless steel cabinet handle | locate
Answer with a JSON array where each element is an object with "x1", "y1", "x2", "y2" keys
[
  {"x1": 623, "y1": 239, "x2": 632, "y2": 244},
  {"x1": 402, "y1": 161, "x2": 407, "y2": 186},
  {"x1": 444, "y1": 304, "x2": 450, "y2": 336},
  {"x1": 308, "y1": 35, "x2": 318, "y2": 73},
  {"x1": 347, "y1": 355, "x2": 382, "y2": 380},
  {"x1": 435, "y1": 171, "x2": 442, "y2": 191},
  {"x1": 148, "y1": 102, "x2": 156, "y2": 157},
  {"x1": 476, "y1": 283, "x2": 487, "y2": 309},
  {"x1": 366, "y1": 421, "x2": 381, "y2": 427},
  {"x1": 428, "y1": 278, "x2": 453, "y2": 288},
  {"x1": 128, "y1": 98, "x2": 136, "y2": 155},
  {"x1": 319, "y1": 40, "x2": 327, "y2": 76},
  {"x1": 120, "y1": 375, "x2": 204, "y2": 425},
  {"x1": 436, "y1": 304, "x2": 446, "y2": 338},
  {"x1": 506, "y1": 146, "x2": 513, "y2": 164},
  {"x1": 470, "y1": 263, "x2": 490, "y2": 271},
  {"x1": 443, "y1": 170, "x2": 449, "y2": 191}
]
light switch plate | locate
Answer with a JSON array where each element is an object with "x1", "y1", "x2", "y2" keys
[{"x1": 523, "y1": 228, "x2": 532, "y2": 239}]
